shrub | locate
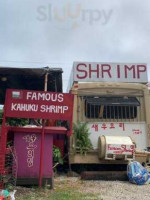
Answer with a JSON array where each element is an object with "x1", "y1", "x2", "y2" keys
[{"x1": 73, "y1": 122, "x2": 93, "y2": 154}]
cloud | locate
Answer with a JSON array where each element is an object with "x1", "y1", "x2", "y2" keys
[{"x1": 0, "y1": 0, "x2": 150, "y2": 91}]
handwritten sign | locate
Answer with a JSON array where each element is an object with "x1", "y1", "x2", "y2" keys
[
  {"x1": 107, "y1": 144, "x2": 134, "y2": 155},
  {"x1": 5, "y1": 89, "x2": 74, "y2": 121},
  {"x1": 91, "y1": 123, "x2": 125, "y2": 132},
  {"x1": 73, "y1": 62, "x2": 148, "y2": 83},
  {"x1": 132, "y1": 129, "x2": 142, "y2": 135},
  {"x1": 23, "y1": 134, "x2": 37, "y2": 167},
  {"x1": 87, "y1": 122, "x2": 146, "y2": 150}
]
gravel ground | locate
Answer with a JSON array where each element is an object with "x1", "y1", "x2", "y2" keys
[
  {"x1": 55, "y1": 176, "x2": 150, "y2": 200},
  {"x1": 14, "y1": 176, "x2": 150, "y2": 200},
  {"x1": 80, "y1": 180, "x2": 150, "y2": 200}
]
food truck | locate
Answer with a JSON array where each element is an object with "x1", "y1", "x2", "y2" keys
[{"x1": 68, "y1": 62, "x2": 150, "y2": 165}]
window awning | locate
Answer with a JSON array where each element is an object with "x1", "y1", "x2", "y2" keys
[{"x1": 85, "y1": 97, "x2": 140, "y2": 106}]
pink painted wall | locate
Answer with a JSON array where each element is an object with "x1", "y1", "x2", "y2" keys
[{"x1": 14, "y1": 132, "x2": 53, "y2": 178}]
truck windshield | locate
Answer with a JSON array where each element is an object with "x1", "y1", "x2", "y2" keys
[{"x1": 84, "y1": 96, "x2": 140, "y2": 119}]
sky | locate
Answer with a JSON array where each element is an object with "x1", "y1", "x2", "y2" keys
[{"x1": 0, "y1": 0, "x2": 150, "y2": 91}]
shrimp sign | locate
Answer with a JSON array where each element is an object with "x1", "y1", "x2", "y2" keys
[
  {"x1": 4, "y1": 89, "x2": 74, "y2": 121},
  {"x1": 73, "y1": 62, "x2": 148, "y2": 82}
]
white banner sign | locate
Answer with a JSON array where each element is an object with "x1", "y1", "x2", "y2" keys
[
  {"x1": 87, "y1": 122, "x2": 147, "y2": 150},
  {"x1": 73, "y1": 62, "x2": 148, "y2": 83}
]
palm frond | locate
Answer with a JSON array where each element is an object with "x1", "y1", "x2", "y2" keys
[{"x1": 73, "y1": 122, "x2": 93, "y2": 154}]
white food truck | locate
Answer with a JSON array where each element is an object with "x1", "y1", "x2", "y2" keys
[{"x1": 68, "y1": 62, "x2": 150, "y2": 165}]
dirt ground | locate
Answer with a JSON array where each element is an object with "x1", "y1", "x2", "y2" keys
[{"x1": 14, "y1": 176, "x2": 150, "y2": 200}]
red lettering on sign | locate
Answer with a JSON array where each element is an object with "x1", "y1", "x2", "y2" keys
[
  {"x1": 89, "y1": 64, "x2": 99, "y2": 78},
  {"x1": 101, "y1": 64, "x2": 112, "y2": 78},
  {"x1": 132, "y1": 129, "x2": 142, "y2": 135},
  {"x1": 109, "y1": 123, "x2": 115, "y2": 129},
  {"x1": 119, "y1": 123, "x2": 125, "y2": 131},
  {"x1": 108, "y1": 144, "x2": 121, "y2": 151},
  {"x1": 76, "y1": 63, "x2": 87, "y2": 79},
  {"x1": 117, "y1": 65, "x2": 120, "y2": 78},
  {"x1": 107, "y1": 144, "x2": 134, "y2": 154},
  {"x1": 74, "y1": 62, "x2": 147, "y2": 82},
  {"x1": 137, "y1": 65, "x2": 146, "y2": 79},
  {"x1": 92, "y1": 124, "x2": 99, "y2": 132},
  {"x1": 125, "y1": 65, "x2": 136, "y2": 78},
  {"x1": 101, "y1": 123, "x2": 107, "y2": 130}
]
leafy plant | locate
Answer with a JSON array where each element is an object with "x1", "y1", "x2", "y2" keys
[
  {"x1": 0, "y1": 108, "x2": 29, "y2": 126},
  {"x1": 53, "y1": 145, "x2": 63, "y2": 165},
  {"x1": 6, "y1": 118, "x2": 29, "y2": 126},
  {"x1": 73, "y1": 122, "x2": 93, "y2": 154},
  {"x1": 0, "y1": 109, "x2": 3, "y2": 125}
]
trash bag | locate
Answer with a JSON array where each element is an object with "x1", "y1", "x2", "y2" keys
[{"x1": 127, "y1": 161, "x2": 150, "y2": 185}]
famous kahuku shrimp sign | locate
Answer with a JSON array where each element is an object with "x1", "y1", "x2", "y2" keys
[{"x1": 4, "y1": 89, "x2": 74, "y2": 121}]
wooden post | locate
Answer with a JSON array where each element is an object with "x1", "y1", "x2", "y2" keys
[{"x1": 39, "y1": 73, "x2": 48, "y2": 188}]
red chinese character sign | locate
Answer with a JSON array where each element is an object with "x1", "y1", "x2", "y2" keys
[{"x1": 5, "y1": 89, "x2": 74, "y2": 122}]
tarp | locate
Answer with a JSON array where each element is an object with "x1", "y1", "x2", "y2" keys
[{"x1": 0, "y1": 66, "x2": 63, "y2": 104}]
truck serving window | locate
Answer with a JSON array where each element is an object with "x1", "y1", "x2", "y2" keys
[{"x1": 84, "y1": 97, "x2": 140, "y2": 119}]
